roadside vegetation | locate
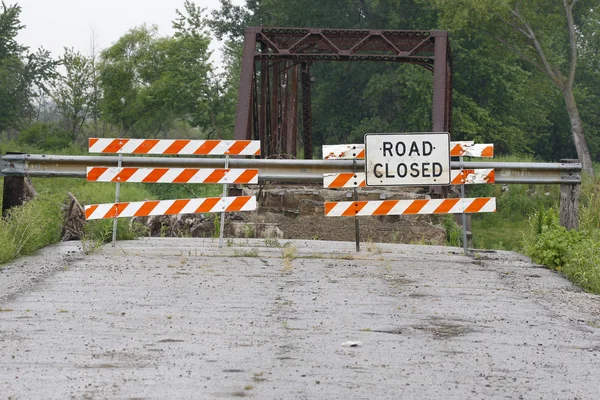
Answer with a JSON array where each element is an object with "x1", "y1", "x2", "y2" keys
[{"x1": 1, "y1": 2, "x2": 600, "y2": 293}]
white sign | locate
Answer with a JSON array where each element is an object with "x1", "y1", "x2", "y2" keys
[{"x1": 365, "y1": 132, "x2": 451, "y2": 186}]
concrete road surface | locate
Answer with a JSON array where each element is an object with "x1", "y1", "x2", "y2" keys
[{"x1": 1, "y1": 238, "x2": 600, "y2": 399}]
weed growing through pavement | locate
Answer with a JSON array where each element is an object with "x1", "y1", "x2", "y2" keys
[
  {"x1": 264, "y1": 238, "x2": 281, "y2": 248},
  {"x1": 233, "y1": 248, "x2": 259, "y2": 257},
  {"x1": 282, "y1": 243, "x2": 297, "y2": 260}
]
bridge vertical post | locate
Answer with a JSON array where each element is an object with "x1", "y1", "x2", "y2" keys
[
  {"x1": 2, "y1": 153, "x2": 25, "y2": 218},
  {"x1": 559, "y1": 159, "x2": 580, "y2": 230},
  {"x1": 2, "y1": 176, "x2": 25, "y2": 218}
]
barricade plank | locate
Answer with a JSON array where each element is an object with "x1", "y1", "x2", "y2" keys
[
  {"x1": 323, "y1": 142, "x2": 494, "y2": 159},
  {"x1": 89, "y1": 138, "x2": 260, "y2": 156},
  {"x1": 324, "y1": 198, "x2": 496, "y2": 216},
  {"x1": 85, "y1": 196, "x2": 257, "y2": 220},
  {"x1": 323, "y1": 169, "x2": 495, "y2": 188},
  {"x1": 87, "y1": 167, "x2": 259, "y2": 184}
]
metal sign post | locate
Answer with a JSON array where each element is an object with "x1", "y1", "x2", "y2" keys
[
  {"x1": 219, "y1": 155, "x2": 230, "y2": 248},
  {"x1": 111, "y1": 153, "x2": 123, "y2": 247},
  {"x1": 353, "y1": 158, "x2": 360, "y2": 252},
  {"x1": 460, "y1": 155, "x2": 468, "y2": 255}
]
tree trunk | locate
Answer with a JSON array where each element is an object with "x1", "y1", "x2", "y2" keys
[{"x1": 562, "y1": 86, "x2": 594, "y2": 176}]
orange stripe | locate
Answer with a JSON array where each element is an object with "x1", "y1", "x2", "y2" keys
[
  {"x1": 451, "y1": 170, "x2": 465, "y2": 184},
  {"x1": 464, "y1": 198, "x2": 491, "y2": 213},
  {"x1": 204, "y1": 169, "x2": 228, "y2": 184},
  {"x1": 434, "y1": 198, "x2": 460, "y2": 214},
  {"x1": 194, "y1": 140, "x2": 220, "y2": 155},
  {"x1": 142, "y1": 168, "x2": 169, "y2": 183},
  {"x1": 85, "y1": 205, "x2": 99, "y2": 219},
  {"x1": 481, "y1": 146, "x2": 494, "y2": 157},
  {"x1": 89, "y1": 138, "x2": 99, "y2": 148},
  {"x1": 486, "y1": 170, "x2": 495, "y2": 183},
  {"x1": 324, "y1": 202, "x2": 337, "y2": 215},
  {"x1": 403, "y1": 199, "x2": 429, "y2": 214},
  {"x1": 113, "y1": 168, "x2": 138, "y2": 182},
  {"x1": 173, "y1": 169, "x2": 198, "y2": 183},
  {"x1": 373, "y1": 200, "x2": 399, "y2": 215},
  {"x1": 86, "y1": 167, "x2": 108, "y2": 181},
  {"x1": 356, "y1": 149, "x2": 365, "y2": 159},
  {"x1": 132, "y1": 139, "x2": 159, "y2": 154},
  {"x1": 164, "y1": 140, "x2": 190, "y2": 154},
  {"x1": 234, "y1": 169, "x2": 258, "y2": 184},
  {"x1": 105, "y1": 203, "x2": 129, "y2": 219},
  {"x1": 165, "y1": 199, "x2": 190, "y2": 215},
  {"x1": 329, "y1": 173, "x2": 353, "y2": 188},
  {"x1": 103, "y1": 139, "x2": 128, "y2": 153},
  {"x1": 450, "y1": 144, "x2": 464, "y2": 157},
  {"x1": 134, "y1": 200, "x2": 160, "y2": 217},
  {"x1": 226, "y1": 196, "x2": 252, "y2": 212},
  {"x1": 255, "y1": 149, "x2": 261, "y2": 156},
  {"x1": 225, "y1": 141, "x2": 251, "y2": 155},
  {"x1": 342, "y1": 201, "x2": 367, "y2": 217},
  {"x1": 196, "y1": 197, "x2": 221, "y2": 213}
]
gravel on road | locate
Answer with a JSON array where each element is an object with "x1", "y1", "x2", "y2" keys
[{"x1": 1, "y1": 238, "x2": 600, "y2": 399}]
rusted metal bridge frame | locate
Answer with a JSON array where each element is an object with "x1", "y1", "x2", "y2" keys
[{"x1": 234, "y1": 27, "x2": 453, "y2": 159}]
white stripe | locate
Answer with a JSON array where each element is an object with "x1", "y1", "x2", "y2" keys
[
  {"x1": 418, "y1": 200, "x2": 441, "y2": 214},
  {"x1": 245, "y1": 142, "x2": 261, "y2": 155},
  {"x1": 152, "y1": 199, "x2": 175, "y2": 216},
  {"x1": 88, "y1": 140, "x2": 106, "y2": 153},
  {"x1": 88, "y1": 203, "x2": 113, "y2": 219},
  {"x1": 389, "y1": 200, "x2": 411, "y2": 215},
  {"x1": 180, "y1": 199, "x2": 202, "y2": 214},
  {"x1": 181, "y1": 141, "x2": 200, "y2": 154},
  {"x1": 357, "y1": 201, "x2": 382, "y2": 216},
  {"x1": 150, "y1": 140, "x2": 174, "y2": 154},
  {"x1": 158, "y1": 169, "x2": 183, "y2": 183},
  {"x1": 209, "y1": 141, "x2": 232, "y2": 155},
  {"x1": 118, "y1": 141, "x2": 140, "y2": 154}
]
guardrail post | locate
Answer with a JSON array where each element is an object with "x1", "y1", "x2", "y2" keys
[
  {"x1": 1, "y1": 153, "x2": 25, "y2": 217},
  {"x1": 559, "y1": 159, "x2": 580, "y2": 230}
]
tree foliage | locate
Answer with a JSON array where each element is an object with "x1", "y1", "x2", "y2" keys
[
  {"x1": 98, "y1": 2, "x2": 212, "y2": 137},
  {"x1": 207, "y1": 0, "x2": 599, "y2": 165},
  {"x1": 0, "y1": 2, "x2": 57, "y2": 132}
]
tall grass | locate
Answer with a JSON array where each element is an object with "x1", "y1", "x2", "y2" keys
[{"x1": 0, "y1": 196, "x2": 63, "y2": 264}]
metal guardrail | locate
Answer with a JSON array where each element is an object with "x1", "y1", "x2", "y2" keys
[{"x1": 0, "y1": 153, "x2": 582, "y2": 184}]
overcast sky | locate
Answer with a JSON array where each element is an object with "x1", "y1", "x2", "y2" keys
[{"x1": 15, "y1": 0, "x2": 242, "y2": 67}]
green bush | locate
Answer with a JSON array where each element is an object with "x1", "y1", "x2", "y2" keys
[
  {"x1": 18, "y1": 122, "x2": 74, "y2": 151},
  {"x1": 522, "y1": 178, "x2": 600, "y2": 294},
  {"x1": 563, "y1": 231, "x2": 600, "y2": 293}
]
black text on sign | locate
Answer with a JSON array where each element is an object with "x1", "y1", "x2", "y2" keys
[{"x1": 364, "y1": 133, "x2": 451, "y2": 186}]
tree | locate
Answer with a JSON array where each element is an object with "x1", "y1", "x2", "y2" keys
[
  {"x1": 99, "y1": 2, "x2": 213, "y2": 137},
  {"x1": 0, "y1": 2, "x2": 57, "y2": 133},
  {"x1": 50, "y1": 48, "x2": 96, "y2": 140},
  {"x1": 435, "y1": 0, "x2": 596, "y2": 175}
]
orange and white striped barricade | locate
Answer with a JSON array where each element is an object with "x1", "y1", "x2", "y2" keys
[
  {"x1": 323, "y1": 140, "x2": 496, "y2": 254},
  {"x1": 88, "y1": 138, "x2": 261, "y2": 156},
  {"x1": 323, "y1": 168, "x2": 495, "y2": 189},
  {"x1": 322, "y1": 142, "x2": 494, "y2": 160},
  {"x1": 85, "y1": 196, "x2": 257, "y2": 220},
  {"x1": 87, "y1": 167, "x2": 259, "y2": 185},
  {"x1": 87, "y1": 138, "x2": 260, "y2": 247},
  {"x1": 324, "y1": 198, "x2": 496, "y2": 217}
]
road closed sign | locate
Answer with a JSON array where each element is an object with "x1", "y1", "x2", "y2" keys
[{"x1": 365, "y1": 132, "x2": 451, "y2": 186}]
